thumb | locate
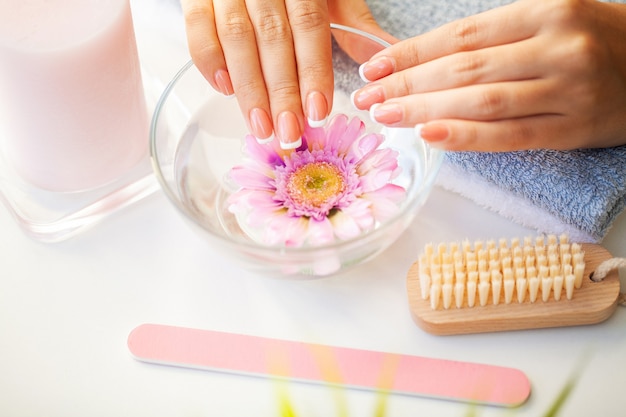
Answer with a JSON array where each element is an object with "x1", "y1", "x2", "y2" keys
[{"x1": 328, "y1": 0, "x2": 398, "y2": 63}]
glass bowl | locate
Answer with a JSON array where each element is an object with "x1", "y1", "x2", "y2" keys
[{"x1": 150, "y1": 24, "x2": 444, "y2": 278}]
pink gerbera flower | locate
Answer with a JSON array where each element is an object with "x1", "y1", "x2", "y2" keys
[{"x1": 227, "y1": 114, "x2": 406, "y2": 247}]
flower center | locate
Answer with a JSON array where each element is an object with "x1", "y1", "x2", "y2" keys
[{"x1": 286, "y1": 162, "x2": 345, "y2": 209}]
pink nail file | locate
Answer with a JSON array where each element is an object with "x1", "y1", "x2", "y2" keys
[{"x1": 127, "y1": 323, "x2": 531, "y2": 407}]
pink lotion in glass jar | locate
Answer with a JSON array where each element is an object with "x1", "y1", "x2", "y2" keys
[
  {"x1": 0, "y1": 0, "x2": 147, "y2": 191},
  {"x1": 0, "y1": 0, "x2": 158, "y2": 241}
]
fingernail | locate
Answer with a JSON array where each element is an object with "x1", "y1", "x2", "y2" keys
[
  {"x1": 417, "y1": 122, "x2": 449, "y2": 142},
  {"x1": 351, "y1": 84, "x2": 385, "y2": 110},
  {"x1": 277, "y1": 111, "x2": 302, "y2": 149},
  {"x1": 214, "y1": 69, "x2": 234, "y2": 96},
  {"x1": 359, "y1": 56, "x2": 394, "y2": 82},
  {"x1": 250, "y1": 108, "x2": 274, "y2": 143},
  {"x1": 370, "y1": 102, "x2": 403, "y2": 125},
  {"x1": 306, "y1": 91, "x2": 328, "y2": 127},
  {"x1": 350, "y1": 90, "x2": 358, "y2": 110}
]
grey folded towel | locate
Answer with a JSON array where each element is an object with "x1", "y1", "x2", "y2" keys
[
  {"x1": 362, "y1": 0, "x2": 626, "y2": 242},
  {"x1": 439, "y1": 149, "x2": 626, "y2": 242}
]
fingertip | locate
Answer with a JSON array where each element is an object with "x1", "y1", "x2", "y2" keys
[
  {"x1": 305, "y1": 91, "x2": 329, "y2": 128},
  {"x1": 351, "y1": 84, "x2": 385, "y2": 111},
  {"x1": 369, "y1": 103, "x2": 381, "y2": 124},
  {"x1": 277, "y1": 111, "x2": 303, "y2": 150},
  {"x1": 350, "y1": 89, "x2": 358, "y2": 110},
  {"x1": 416, "y1": 121, "x2": 494, "y2": 152},
  {"x1": 279, "y1": 137, "x2": 302, "y2": 150},
  {"x1": 414, "y1": 123, "x2": 424, "y2": 140},
  {"x1": 250, "y1": 108, "x2": 274, "y2": 143},
  {"x1": 418, "y1": 122, "x2": 450, "y2": 143},
  {"x1": 307, "y1": 117, "x2": 327, "y2": 128},
  {"x1": 369, "y1": 102, "x2": 403, "y2": 125},
  {"x1": 358, "y1": 56, "x2": 395, "y2": 82},
  {"x1": 255, "y1": 134, "x2": 275, "y2": 145},
  {"x1": 414, "y1": 122, "x2": 458, "y2": 151},
  {"x1": 358, "y1": 62, "x2": 370, "y2": 82},
  {"x1": 214, "y1": 68, "x2": 234, "y2": 96}
]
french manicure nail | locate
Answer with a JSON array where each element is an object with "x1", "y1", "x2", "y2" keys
[
  {"x1": 306, "y1": 91, "x2": 328, "y2": 128},
  {"x1": 358, "y1": 63, "x2": 369, "y2": 83},
  {"x1": 214, "y1": 69, "x2": 234, "y2": 96},
  {"x1": 351, "y1": 84, "x2": 385, "y2": 110},
  {"x1": 418, "y1": 122, "x2": 449, "y2": 142},
  {"x1": 359, "y1": 56, "x2": 394, "y2": 82},
  {"x1": 350, "y1": 90, "x2": 358, "y2": 110},
  {"x1": 370, "y1": 102, "x2": 403, "y2": 125},
  {"x1": 277, "y1": 111, "x2": 302, "y2": 149},
  {"x1": 250, "y1": 108, "x2": 274, "y2": 143}
]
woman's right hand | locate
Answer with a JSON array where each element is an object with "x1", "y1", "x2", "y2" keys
[{"x1": 180, "y1": 0, "x2": 396, "y2": 149}]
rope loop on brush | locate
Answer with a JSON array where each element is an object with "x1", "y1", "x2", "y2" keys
[{"x1": 590, "y1": 258, "x2": 626, "y2": 307}]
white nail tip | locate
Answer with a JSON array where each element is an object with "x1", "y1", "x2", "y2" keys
[
  {"x1": 369, "y1": 103, "x2": 381, "y2": 123},
  {"x1": 279, "y1": 137, "x2": 302, "y2": 150},
  {"x1": 358, "y1": 63, "x2": 370, "y2": 83},
  {"x1": 307, "y1": 117, "x2": 327, "y2": 128},
  {"x1": 255, "y1": 134, "x2": 274, "y2": 145},
  {"x1": 349, "y1": 90, "x2": 358, "y2": 110}
]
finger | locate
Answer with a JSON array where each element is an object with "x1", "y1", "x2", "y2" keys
[
  {"x1": 285, "y1": 0, "x2": 333, "y2": 128},
  {"x1": 328, "y1": 0, "x2": 398, "y2": 63},
  {"x1": 416, "y1": 115, "x2": 589, "y2": 152},
  {"x1": 331, "y1": 24, "x2": 396, "y2": 64},
  {"x1": 359, "y1": 0, "x2": 542, "y2": 81},
  {"x1": 213, "y1": 0, "x2": 276, "y2": 143},
  {"x1": 245, "y1": 0, "x2": 304, "y2": 149},
  {"x1": 369, "y1": 79, "x2": 561, "y2": 128},
  {"x1": 353, "y1": 37, "x2": 547, "y2": 110},
  {"x1": 180, "y1": 0, "x2": 234, "y2": 96}
]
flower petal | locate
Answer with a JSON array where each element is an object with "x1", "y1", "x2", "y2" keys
[
  {"x1": 363, "y1": 184, "x2": 407, "y2": 221},
  {"x1": 348, "y1": 132, "x2": 385, "y2": 163},
  {"x1": 338, "y1": 198, "x2": 375, "y2": 231},
  {"x1": 325, "y1": 114, "x2": 365, "y2": 155},
  {"x1": 337, "y1": 116, "x2": 365, "y2": 156},
  {"x1": 358, "y1": 171, "x2": 386, "y2": 193},
  {"x1": 305, "y1": 217, "x2": 335, "y2": 245},
  {"x1": 303, "y1": 123, "x2": 328, "y2": 151},
  {"x1": 228, "y1": 190, "x2": 285, "y2": 230},
  {"x1": 283, "y1": 217, "x2": 310, "y2": 247},
  {"x1": 329, "y1": 209, "x2": 363, "y2": 240},
  {"x1": 265, "y1": 214, "x2": 309, "y2": 246},
  {"x1": 229, "y1": 166, "x2": 275, "y2": 190},
  {"x1": 368, "y1": 183, "x2": 407, "y2": 203},
  {"x1": 324, "y1": 113, "x2": 349, "y2": 151},
  {"x1": 357, "y1": 148, "x2": 400, "y2": 177},
  {"x1": 242, "y1": 134, "x2": 284, "y2": 167}
]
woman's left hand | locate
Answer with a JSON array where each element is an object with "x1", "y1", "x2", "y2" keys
[{"x1": 352, "y1": 0, "x2": 626, "y2": 151}]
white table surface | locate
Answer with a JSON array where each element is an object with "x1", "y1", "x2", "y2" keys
[{"x1": 1, "y1": 1, "x2": 625, "y2": 416}]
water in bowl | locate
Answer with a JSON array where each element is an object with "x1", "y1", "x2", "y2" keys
[{"x1": 173, "y1": 92, "x2": 428, "y2": 248}]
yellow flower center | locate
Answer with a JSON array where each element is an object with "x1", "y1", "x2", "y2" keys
[{"x1": 286, "y1": 162, "x2": 345, "y2": 208}]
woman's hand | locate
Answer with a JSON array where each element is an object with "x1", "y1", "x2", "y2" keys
[
  {"x1": 180, "y1": 0, "x2": 396, "y2": 149},
  {"x1": 352, "y1": 0, "x2": 626, "y2": 151}
]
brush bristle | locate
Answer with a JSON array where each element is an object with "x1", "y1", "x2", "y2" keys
[{"x1": 418, "y1": 234, "x2": 586, "y2": 310}]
